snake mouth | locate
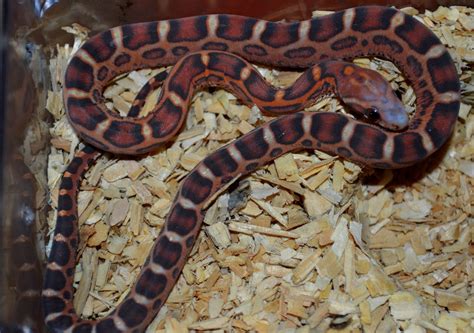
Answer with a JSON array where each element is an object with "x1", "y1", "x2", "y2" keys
[
  {"x1": 350, "y1": 108, "x2": 409, "y2": 132},
  {"x1": 342, "y1": 101, "x2": 409, "y2": 132},
  {"x1": 378, "y1": 107, "x2": 410, "y2": 132}
]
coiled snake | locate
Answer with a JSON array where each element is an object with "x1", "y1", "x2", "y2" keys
[{"x1": 42, "y1": 6, "x2": 460, "y2": 332}]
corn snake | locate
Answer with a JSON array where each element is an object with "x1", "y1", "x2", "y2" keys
[{"x1": 42, "y1": 6, "x2": 460, "y2": 332}]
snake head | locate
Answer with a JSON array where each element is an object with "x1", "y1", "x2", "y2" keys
[{"x1": 337, "y1": 64, "x2": 409, "y2": 131}]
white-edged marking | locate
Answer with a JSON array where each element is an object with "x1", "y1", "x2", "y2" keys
[
  {"x1": 208, "y1": 15, "x2": 219, "y2": 36},
  {"x1": 19, "y1": 262, "x2": 36, "y2": 272},
  {"x1": 56, "y1": 209, "x2": 70, "y2": 222},
  {"x1": 111, "y1": 27, "x2": 123, "y2": 49},
  {"x1": 178, "y1": 197, "x2": 197, "y2": 210},
  {"x1": 274, "y1": 90, "x2": 285, "y2": 102},
  {"x1": 112, "y1": 315, "x2": 128, "y2": 331},
  {"x1": 76, "y1": 49, "x2": 97, "y2": 67},
  {"x1": 312, "y1": 66, "x2": 322, "y2": 81},
  {"x1": 420, "y1": 132, "x2": 434, "y2": 152},
  {"x1": 197, "y1": 164, "x2": 216, "y2": 180},
  {"x1": 341, "y1": 121, "x2": 356, "y2": 143},
  {"x1": 158, "y1": 21, "x2": 170, "y2": 41},
  {"x1": 42, "y1": 288, "x2": 62, "y2": 297},
  {"x1": 96, "y1": 118, "x2": 112, "y2": 134},
  {"x1": 168, "y1": 92, "x2": 185, "y2": 106},
  {"x1": 201, "y1": 53, "x2": 210, "y2": 66},
  {"x1": 53, "y1": 233, "x2": 68, "y2": 243},
  {"x1": 142, "y1": 123, "x2": 153, "y2": 140},
  {"x1": 162, "y1": 230, "x2": 184, "y2": 243},
  {"x1": 253, "y1": 21, "x2": 267, "y2": 39},
  {"x1": 65, "y1": 88, "x2": 90, "y2": 99},
  {"x1": 13, "y1": 234, "x2": 29, "y2": 243},
  {"x1": 383, "y1": 136, "x2": 394, "y2": 160},
  {"x1": 390, "y1": 11, "x2": 405, "y2": 30},
  {"x1": 240, "y1": 67, "x2": 251, "y2": 81},
  {"x1": 262, "y1": 126, "x2": 276, "y2": 146},
  {"x1": 438, "y1": 91, "x2": 460, "y2": 103},
  {"x1": 302, "y1": 113, "x2": 312, "y2": 134},
  {"x1": 149, "y1": 261, "x2": 166, "y2": 275},
  {"x1": 58, "y1": 207, "x2": 71, "y2": 216},
  {"x1": 133, "y1": 294, "x2": 152, "y2": 306},
  {"x1": 299, "y1": 21, "x2": 310, "y2": 40},
  {"x1": 227, "y1": 144, "x2": 244, "y2": 164},
  {"x1": 343, "y1": 8, "x2": 355, "y2": 30},
  {"x1": 425, "y1": 44, "x2": 446, "y2": 59},
  {"x1": 46, "y1": 262, "x2": 63, "y2": 271}
]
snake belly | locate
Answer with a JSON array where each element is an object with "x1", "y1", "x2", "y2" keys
[{"x1": 43, "y1": 6, "x2": 460, "y2": 333}]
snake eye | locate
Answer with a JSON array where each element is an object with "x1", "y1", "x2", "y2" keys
[{"x1": 366, "y1": 107, "x2": 380, "y2": 122}]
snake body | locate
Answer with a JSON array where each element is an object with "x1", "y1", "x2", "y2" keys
[
  {"x1": 3, "y1": 154, "x2": 42, "y2": 331},
  {"x1": 43, "y1": 6, "x2": 460, "y2": 332}
]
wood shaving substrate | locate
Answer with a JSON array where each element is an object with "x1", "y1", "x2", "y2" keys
[{"x1": 43, "y1": 6, "x2": 473, "y2": 333}]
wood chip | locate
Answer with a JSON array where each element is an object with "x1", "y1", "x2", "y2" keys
[{"x1": 108, "y1": 198, "x2": 129, "y2": 226}]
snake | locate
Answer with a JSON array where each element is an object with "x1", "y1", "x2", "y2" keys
[
  {"x1": 1, "y1": 49, "x2": 43, "y2": 331},
  {"x1": 1, "y1": 154, "x2": 42, "y2": 332},
  {"x1": 42, "y1": 6, "x2": 460, "y2": 333}
]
